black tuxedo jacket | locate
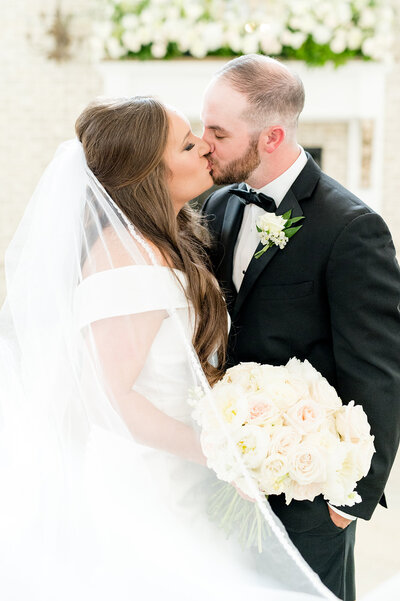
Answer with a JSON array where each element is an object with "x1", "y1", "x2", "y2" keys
[{"x1": 203, "y1": 155, "x2": 400, "y2": 526}]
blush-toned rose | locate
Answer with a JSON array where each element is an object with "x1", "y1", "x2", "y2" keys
[
  {"x1": 247, "y1": 391, "x2": 281, "y2": 426},
  {"x1": 288, "y1": 444, "x2": 326, "y2": 486},
  {"x1": 285, "y1": 398, "x2": 326, "y2": 434},
  {"x1": 268, "y1": 426, "x2": 302, "y2": 456}
]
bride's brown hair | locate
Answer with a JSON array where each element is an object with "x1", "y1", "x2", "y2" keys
[{"x1": 76, "y1": 96, "x2": 227, "y2": 385}]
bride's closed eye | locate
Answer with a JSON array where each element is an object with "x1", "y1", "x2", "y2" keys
[{"x1": 184, "y1": 143, "x2": 195, "y2": 151}]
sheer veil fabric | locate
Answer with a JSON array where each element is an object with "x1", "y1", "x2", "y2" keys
[{"x1": 0, "y1": 140, "x2": 338, "y2": 600}]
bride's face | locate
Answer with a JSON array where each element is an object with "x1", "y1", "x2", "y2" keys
[{"x1": 164, "y1": 109, "x2": 213, "y2": 212}]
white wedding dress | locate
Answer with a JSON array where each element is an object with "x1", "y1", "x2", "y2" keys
[{"x1": 72, "y1": 264, "x2": 331, "y2": 601}]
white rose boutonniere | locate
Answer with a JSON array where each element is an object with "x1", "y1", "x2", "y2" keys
[{"x1": 255, "y1": 210, "x2": 305, "y2": 259}]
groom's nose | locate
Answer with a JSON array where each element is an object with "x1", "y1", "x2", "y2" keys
[{"x1": 201, "y1": 131, "x2": 215, "y2": 154}]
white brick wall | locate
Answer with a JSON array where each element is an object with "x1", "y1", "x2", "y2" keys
[{"x1": 0, "y1": 0, "x2": 102, "y2": 301}]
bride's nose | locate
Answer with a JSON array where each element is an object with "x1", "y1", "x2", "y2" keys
[{"x1": 198, "y1": 138, "x2": 211, "y2": 156}]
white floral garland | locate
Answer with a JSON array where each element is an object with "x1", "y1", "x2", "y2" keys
[{"x1": 93, "y1": 0, "x2": 395, "y2": 65}]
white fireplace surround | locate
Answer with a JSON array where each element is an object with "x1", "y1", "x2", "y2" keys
[{"x1": 98, "y1": 60, "x2": 387, "y2": 212}]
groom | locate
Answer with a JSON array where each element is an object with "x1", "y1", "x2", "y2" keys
[{"x1": 201, "y1": 54, "x2": 400, "y2": 601}]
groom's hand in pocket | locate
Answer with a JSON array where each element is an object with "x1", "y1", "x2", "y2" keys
[{"x1": 328, "y1": 505, "x2": 352, "y2": 529}]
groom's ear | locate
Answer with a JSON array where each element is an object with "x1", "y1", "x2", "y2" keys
[{"x1": 259, "y1": 126, "x2": 285, "y2": 154}]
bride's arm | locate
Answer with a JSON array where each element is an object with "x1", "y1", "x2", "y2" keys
[{"x1": 90, "y1": 310, "x2": 207, "y2": 466}]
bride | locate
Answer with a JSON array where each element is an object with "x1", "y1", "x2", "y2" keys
[{"x1": 0, "y1": 96, "x2": 336, "y2": 600}]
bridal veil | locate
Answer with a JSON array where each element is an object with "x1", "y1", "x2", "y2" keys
[{"x1": 0, "y1": 138, "x2": 337, "y2": 600}]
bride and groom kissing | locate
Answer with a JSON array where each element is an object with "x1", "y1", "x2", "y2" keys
[{"x1": 1, "y1": 54, "x2": 399, "y2": 601}]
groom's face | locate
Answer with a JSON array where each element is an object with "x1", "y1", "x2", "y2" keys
[{"x1": 201, "y1": 79, "x2": 261, "y2": 185}]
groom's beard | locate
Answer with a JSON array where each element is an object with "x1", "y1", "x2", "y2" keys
[{"x1": 209, "y1": 137, "x2": 261, "y2": 185}]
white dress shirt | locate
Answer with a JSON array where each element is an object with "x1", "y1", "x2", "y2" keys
[
  {"x1": 231, "y1": 146, "x2": 356, "y2": 522},
  {"x1": 232, "y1": 147, "x2": 307, "y2": 292}
]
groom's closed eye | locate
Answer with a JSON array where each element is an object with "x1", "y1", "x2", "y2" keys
[{"x1": 206, "y1": 126, "x2": 229, "y2": 140}]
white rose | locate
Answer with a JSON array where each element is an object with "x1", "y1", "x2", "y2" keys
[
  {"x1": 351, "y1": 438, "x2": 375, "y2": 477},
  {"x1": 257, "y1": 213, "x2": 286, "y2": 235},
  {"x1": 223, "y1": 362, "x2": 260, "y2": 392},
  {"x1": 140, "y1": 8, "x2": 155, "y2": 25},
  {"x1": 259, "y1": 453, "x2": 289, "y2": 495},
  {"x1": 260, "y1": 36, "x2": 282, "y2": 56},
  {"x1": 322, "y1": 465, "x2": 360, "y2": 507},
  {"x1": 359, "y1": 8, "x2": 377, "y2": 29},
  {"x1": 362, "y1": 36, "x2": 389, "y2": 60},
  {"x1": 322, "y1": 442, "x2": 361, "y2": 505},
  {"x1": 280, "y1": 30, "x2": 306, "y2": 50},
  {"x1": 205, "y1": 438, "x2": 241, "y2": 484},
  {"x1": 336, "y1": 2, "x2": 352, "y2": 24},
  {"x1": 306, "y1": 429, "x2": 343, "y2": 474},
  {"x1": 241, "y1": 33, "x2": 261, "y2": 56},
  {"x1": 121, "y1": 14, "x2": 139, "y2": 30},
  {"x1": 347, "y1": 27, "x2": 363, "y2": 50},
  {"x1": 335, "y1": 401, "x2": 371, "y2": 443},
  {"x1": 285, "y1": 398, "x2": 327, "y2": 434},
  {"x1": 288, "y1": 443, "x2": 326, "y2": 485},
  {"x1": 138, "y1": 26, "x2": 152, "y2": 46},
  {"x1": 330, "y1": 33, "x2": 347, "y2": 54},
  {"x1": 312, "y1": 25, "x2": 332, "y2": 45},
  {"x1": 236, "y1": 424, "x2": 269, "y2": 470},
  {"x1": 225, "y1": 30, "x2": 242, "y2": 53},
  {"x1": 151, "y1": 41, "x2": 167, "y2": 58},
  {"x1": 285, "y1": 357, "x2": 319, "y2": 385},
  {"x1": 285, "y1": 481, "x2": 322, "y2": 504},
  {"x1": 202, "y1": 22, "x2": 224, "y2": 52},
  {"x1": 121, "y1": 31, "x2": 142, "y2": 53},
  {"x1": 309, "y1": 376, "x2": 342, "y2": 413},
  {"x1": 284, "y1": 375, "x2": 310, "y2": 404},
  {"x1": 255, "y1": 368, "x2": 301, "y2": 411},
  {"x1": 184, "y1": 3, "x2": 204, "y2": 20},
  {"x1": 210, "y1": 383, "x2": 248, "y2": 430},
  {"x1": 165, "y1": 6, "x2": 180, "y2": 21}
]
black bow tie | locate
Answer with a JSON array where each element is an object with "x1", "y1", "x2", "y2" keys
[{"x1": 231, "y1": 187, "x2": 276, "y2": 213}]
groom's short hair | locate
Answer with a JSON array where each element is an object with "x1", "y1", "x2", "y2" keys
[{"x1": 215, "y1": 54, "x2": 305, "y2": 133}]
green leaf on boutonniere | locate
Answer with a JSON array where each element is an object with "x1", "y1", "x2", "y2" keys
[
  {"x1": 285, "y1": 225, "x2": 304, "y2": 238},
  {"x1": 256, "y1": 225, "x2": 262, "y2": 232},
  {"x1": 281, "y1": 210, "x2": 292, "y2": 221},
  {"x1": 285, "y1": 216, "x2": 305, "y2": 227}
]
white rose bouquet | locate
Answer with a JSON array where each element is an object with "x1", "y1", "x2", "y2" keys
[{"x1": 191, "y1": 358, "x2": 375, "y2": 512}]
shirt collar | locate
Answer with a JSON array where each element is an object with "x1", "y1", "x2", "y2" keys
[{"x1": 246, "y1": 146, "x2": 307, "y2": 207}]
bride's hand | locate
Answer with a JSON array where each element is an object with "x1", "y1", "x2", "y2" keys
[{"x1": 231, "y1": 481, "x2": 256, "y2": 503}]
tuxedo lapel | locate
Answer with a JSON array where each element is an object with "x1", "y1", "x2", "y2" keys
[
  {"x1": 218, "y1": 188, "x2": 246, "y2": 308},
  {"x1": 231, "y1": 188, "x2": 304, "y2": 320}
]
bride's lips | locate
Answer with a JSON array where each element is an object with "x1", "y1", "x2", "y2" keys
[{"x1": 206, "y1": 159, "x2": 213, "y2": 171}]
